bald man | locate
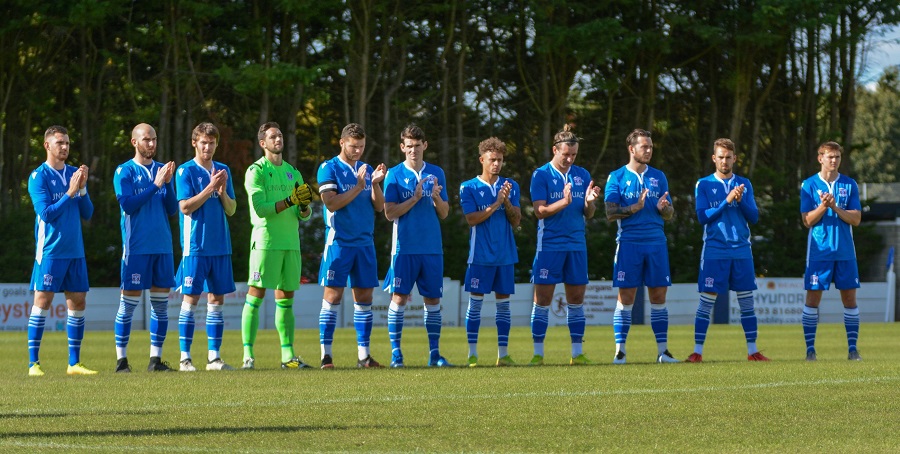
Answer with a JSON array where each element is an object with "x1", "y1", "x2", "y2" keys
[{"x1": 112, "y1": 123, "x2": 178, "y2": 373}]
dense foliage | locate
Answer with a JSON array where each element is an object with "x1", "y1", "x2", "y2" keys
[{"x1": 1, "y1": 1, "x2": 897, "y2": 286}]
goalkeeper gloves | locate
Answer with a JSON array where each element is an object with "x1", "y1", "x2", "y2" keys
[{"x1": 284, "y1": 182, "x2": 313, "y2": 211}]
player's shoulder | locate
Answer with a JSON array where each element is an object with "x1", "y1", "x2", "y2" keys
[
  {"x1": 647, "y1": 165, "x2": 667, "y2": 178},
  {"x1": 460, "y1": 176, "x2": 480, "y2": 189},
  {"x1": 424, "y1": 161, "x2": 445, "y2": 175},
  {"x1": 319, "y1": 155, "x2": 339, "y2": 168},
  {"x1": 838, "y1": 173, "x2": 858, "y2": 186},
  {"x1": 29, "y1": 163, "x2": 47, "y2": 182},
  {"x1": 532, "y1": 162, "x2": 552, "y2": 177}
]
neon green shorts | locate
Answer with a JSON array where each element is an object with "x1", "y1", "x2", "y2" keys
[{"x1": 247, "y1": 249, "x2": 301, "y2": 291}]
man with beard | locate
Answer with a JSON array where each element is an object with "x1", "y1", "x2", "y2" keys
[
  {"x1": 27, "y1": 125, "x2": 96, "y2": 376},
  {"x1": 528, "y1": 125, "x2": 601, "y2": 366},
  {"x1": 112, "y1": 123, "x2": 178, "y2": 373},
  {"x1": 686, "y1": 138, "x2": 769, "y2": 363},
  {"x1": 241, "y1": 121, "x2": 314, "y2": 370},
  {"x1": 316, "y1": 123, "x2": 386, "y2": 369},
  {"x1": 604, "y1": 129, "x2": 679, "y2": 364}
]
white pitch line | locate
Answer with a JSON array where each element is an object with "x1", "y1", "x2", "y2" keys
[{"x1": 5, "y1": 375, "x2": 898, "y2": 417}]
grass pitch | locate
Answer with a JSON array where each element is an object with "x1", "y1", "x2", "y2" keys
[{"x1": 1, "y1": 323, "x2": 898, "y2": 452}]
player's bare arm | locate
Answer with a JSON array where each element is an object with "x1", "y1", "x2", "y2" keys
[
  {"x1": 384, "y1": 176, "x2": 425, "y2": 221},
  {"x1": 322, "y1": 165, "x2": 368, "y2": 213},
  {"x1": 465, "y1": 182, "x2": 511, "y2": 226},
  {"x1": 179, "y1": 169, "x2": 224, "y2": 215},
  {"x1": 802, "y1": 192, "x2": 832, "y2": 227},
  {"x1": 605, "y1": 188, "x2": 646, "y2": 221},
  {"x1": 431, "y1": 177, "x2": 450, "y2": 219},
  {"x1": 657, "y1": 191, "x2": 674, "y2": 221},
  {"x1": 534, "y1": 182, "x2": 572, "y2": 219},
  {"x1": 823, "y1": 191, "x2": 861, "y2": 226},
  {"x1": 371, "y1": 163, "x2": 386, "y2": 212},
  {"x1": 583, "y1": 180, "x2": 601, "y2": 219}
]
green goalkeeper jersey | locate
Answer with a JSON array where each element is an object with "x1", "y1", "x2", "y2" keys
[{"x1": 245, "y1": 156, "x2": 309, "y2": 250}]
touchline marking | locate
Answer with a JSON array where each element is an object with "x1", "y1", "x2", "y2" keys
[{"x1": 5, "y1": 376, "x2": 897, "y2": 421}]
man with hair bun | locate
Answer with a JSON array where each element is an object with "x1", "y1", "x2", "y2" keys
[
  {"x1": 604, "y1": 128, "x2": 679, "y2": 364},
  {"x1": 528, "y1": 125, "x2": 601, "y2": 366},
  {"x1": 459, "y1": 137, "x2": 521, "y2": 367}
]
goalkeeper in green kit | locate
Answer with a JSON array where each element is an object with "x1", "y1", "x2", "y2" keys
[{"x1": 241, "y1": 121, "x2": 314, "y2": 369}]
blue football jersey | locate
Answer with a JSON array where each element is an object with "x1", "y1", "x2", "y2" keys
[
  {"x1": 28, "y1": 163, "x2": 94, "y2": 261},
  {"x1": 175, "y1": 159, "x2": 235, "y2": 256},
  {"x1": 604, "y1": 165, "x2": 670, "y2": 244},
  {"x1": 800, "y1": 173, "x2": 860, "y2": 261},
  {"x1": 530, "y1": 162, "x2": 592, "y2": 252},
  {"x1": 113, "y1": 159, "x2": 177, "y2": 257},
  {"x1": 317, "y1": 156, "x2": 375, "y2": 247},
  {"x1": 459, "y1": 176, "x2": 520, "y2": 266},
  {"x1": 383, "y1": 161, "x2": 447, "y2": 255},
  {"x1": 695, "y1": 174, "x2": 758, "y2": 260}
]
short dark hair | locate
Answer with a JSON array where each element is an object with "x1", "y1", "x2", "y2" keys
[
  {"x1": 192, "y1": 122, "x2": 219, "y2": 142},
  {"x1": 626, "y1": 129, "x2": 652, "y2": 146},
  {"x1": 478, "y1": 137, "x2": 506, "y2": 155},
  {"x1": 400, "y1": 123, "x2": 426, "y2": 142},
  {"x1": 552, "y1": 124, "x2": 579, "y2": 147},
  {"x1": 342, "y1": 123, "x2": 366, "y2": 140},
  {"x1": 818, "y1": 141, "x2": 843, "y2": 155},
  {"x1": 714, "y1": 138, "x2": 735, "y2": 153},
  {"x1": 257, "y1": 121, "x2": 280, "y2": 141},
  {"x1": 44, "y1": 125, "x2": 68, "y2": 141}
]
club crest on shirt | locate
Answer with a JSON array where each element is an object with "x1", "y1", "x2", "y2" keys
[
  {"x1": 649, "y1": 178, "x2": 659, "y2": 188},
  {"x1": 43, "y1": 274, "x2": 53, "y2": 286},
  {"x1": 573, "y1": 176, "x2": 583, "y2": 186},
  {"x1": 131, "y1": 273, "x2": 141, "y2": 285},
  {"x1": 287, "y1": 172, "x2": 294, "y2": 180},
  {"x1": 839, "y1": 187, "x2": 847, "y2": 197}
]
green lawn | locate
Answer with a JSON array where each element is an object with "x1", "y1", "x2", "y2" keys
[{"x1": 1, "y1": 323, "x2": 898, "y2": 452}]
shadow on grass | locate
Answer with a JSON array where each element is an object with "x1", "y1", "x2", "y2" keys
[
  {"x1": 0, "y1": 409, "x2": 162, "y2": 420},
  {"x1": 0, "y1": 423, "x2": 419, "y2": 438}
]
